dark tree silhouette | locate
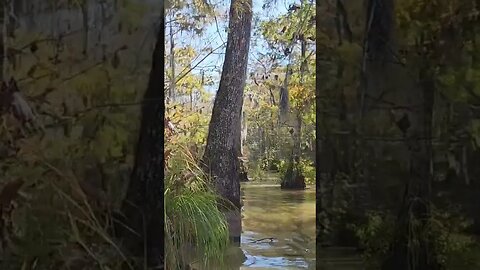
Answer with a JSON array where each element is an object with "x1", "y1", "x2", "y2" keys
[
  {"x1": 360, "y1": 0, "x2": 439, "y2": 269},
  {"x1": 118, "y1": 10, "x2": 165, "y2": 269}
]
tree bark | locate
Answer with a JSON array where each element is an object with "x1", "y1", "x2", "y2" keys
[
  {"x1": 1, "y1": 0, "x2": 7, "y2": 80},
  {"x1": 202, "y1": 0, "x2": 253, "y2": 243},
  {"x1": 382, "y1": 67, "x2": 439, "y2": 270},
  {"x1": 118, "y1": 11, "x2": 165, "y2": 269},
  {"x1": 81, "y1": 0, "x2": 89, "y2": 56},
  {"x1": 239, "y1": 110, "x2": 249, "y2": 182},
  {"x1": 281, "y1": 111, "x2": 305, "y2": 190},
  {"x1": 359, "y1": 0, "x2": 439, "y2": 269},
  {"x1": 169, "y1": 21, "x2": 175, "y2": 101}
]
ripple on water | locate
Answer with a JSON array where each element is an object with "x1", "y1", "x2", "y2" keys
[
  {"x1": 241, "y1": 253, "x2": 311, "y2": 269},
  {"x1": 235, "y1": 183, "x2": 316, "y2": 269}
]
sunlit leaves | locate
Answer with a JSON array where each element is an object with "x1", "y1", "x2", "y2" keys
[
  {"x1": 165, "y1": 102, "x2": 210, "y2": 160},
  {"x1": 166, "y1": 0, "x2": 216, "y2": 34},
  {"x1": 176, "y1": 46, "x2": 197, "y2": 61},
  {"x1": 242, "y1": 0, "x2": 316, "y2": 171},
  {"x1": 259, "y1": 2, "x2": 315, "y2": 50}
]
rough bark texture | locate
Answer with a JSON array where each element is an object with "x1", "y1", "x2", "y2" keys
[
  {"x1": 382, "y1": 69, "x2": 439, "y2": 270},
  {"x1": 359, "y1": 0, "x2": 396, "y2": 203},
  {"x1": 81, "y1": 0, "x2": 89, "y2": 56},
  {"x1": 239, "y1": 110, "x2": 249, "y2": 182},
  {"x1": 202, "y1": 0, "x2": 252, "y2": 242},
  {"x1": 359, "y1": 0, "x2": 439, "y2": 269},
  {"x1": 169, "y1": 21, "x2": 175, "y2": 100},
  {"x1": 118, "y1": 12, "x2": 164, "y2": 269},
  {"x1": 236, "y1": 128, "x2": 249, "y2": 183},
  {"x1": 281, "y1": 112, "x2": 306, "y2": 190},
  {"x1": 1, "y1": 0, "x2": 7, "y2": 80},
  {"x1": 202, "y1": 0, "x2": 252, "y2": 207}
]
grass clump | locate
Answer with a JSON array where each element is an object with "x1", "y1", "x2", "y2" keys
[{"x1": 164, "y1": 145, "x2": 230, "y2": 269}]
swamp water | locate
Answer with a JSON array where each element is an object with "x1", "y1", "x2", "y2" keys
[
  {"x1": 194, "y1": 182, "x2": 364, "y2": 269},
  {"x1": 239, "y1": 182, "x2": 316, "y2": 269}
]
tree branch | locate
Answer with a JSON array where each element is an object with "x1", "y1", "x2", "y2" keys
[{"x1": 175, "y1": 43, "x2": 226, "y2": 84}]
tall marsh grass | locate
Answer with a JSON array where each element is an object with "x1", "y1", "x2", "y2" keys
[{"x1": 164, "y1": 145, "x2": 230, "y2": 269}]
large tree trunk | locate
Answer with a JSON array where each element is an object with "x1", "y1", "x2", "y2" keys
[
  {"x1": 118, "y1": 13, "x2": 165, "y2": 269},
  {"x1": 281, "y1": 111, "x2": 306, "y2": 189},
  {"x1": 359, "y1": 0, "x2": 439, "y2": 269},
  {"x1": 202, "y1": 0, "x2": 252, "y2": 244},
  {"x1": 81, "y1": 0, "x2": 89, "y2": 56},
  {"x1": 317, "y1": 63, "x2": 346, "y2": 239},
  {"x1": 382, "y1": 68, "x2": 439, "y2": 270},
  {"x1": 1, "y1": 0, "x2": 8, "y2": 80},
  {"x1": 169, "y1": 21, "x2": 175, "y2": 101}
]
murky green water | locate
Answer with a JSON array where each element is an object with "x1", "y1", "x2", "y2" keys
[
  {"x1": 238, "y1": 182, "x2": 316, "y2": 269},
  {"x1": 194, "y1": 181, "x2": 364, "y2": 270}
]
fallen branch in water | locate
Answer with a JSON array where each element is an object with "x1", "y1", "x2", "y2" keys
[{"x1": 250, "y1": 237, "x2": 275, "y2": 243}]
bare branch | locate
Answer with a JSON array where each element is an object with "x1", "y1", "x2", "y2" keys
[{"x1": 175, "y1": 43, "x2": 226, "y2": 84}]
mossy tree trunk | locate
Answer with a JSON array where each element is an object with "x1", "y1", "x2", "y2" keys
[{"x1": 281, "y1": 111, "x2": 306, "y2": 190}]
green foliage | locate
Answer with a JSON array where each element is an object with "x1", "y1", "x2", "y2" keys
[
  {"x1": 351, "y1": 207, "x2": 477, "y2": 270},
  {"x1": 298, "y1": 159, "x2": 315, "y2": 184},
  {"x1": 248, "y1": 162, "x2": 268, "y2": 181},
  {"x1": 164, "y1": 87, "x2": 229, "y2": 267},
  {"x1": 163, "y1": 0, "x2": 241, "y2": 267},
  {"x1": 0, "y1": 1, "x2": 159, "y2": 268},
  {"x1": 244, "y1": 1, "x2": 316, "y2": 183},
  {"x1": 350, "y1": 212, "x2": 395, "y2": 268},
  {"x1": 277, "y1": 159, "x2": 288, "y2": 178},
  {"x1": 276, "y1": 158, "x2": 314, "y2": 185},
  {"x1": 259, "y1": 2, "x2": 315, "y2": 51},
  {"x1": 427, "y1": 206, "x2": 475, "y2": 268},
  {"x1": 166, "y1": 102, "x2": 210, "y2": 155},
  {"x1": 164, "y1": 146, "x2": 230, "y2": 269}
]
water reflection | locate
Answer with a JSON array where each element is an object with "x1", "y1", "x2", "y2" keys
[
  {"x1": 238, "y1": 182, "x2": 316, "y2": 269},
  {"x1": 193, "y1": 182, "x2": 364, "y2": 269}
]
